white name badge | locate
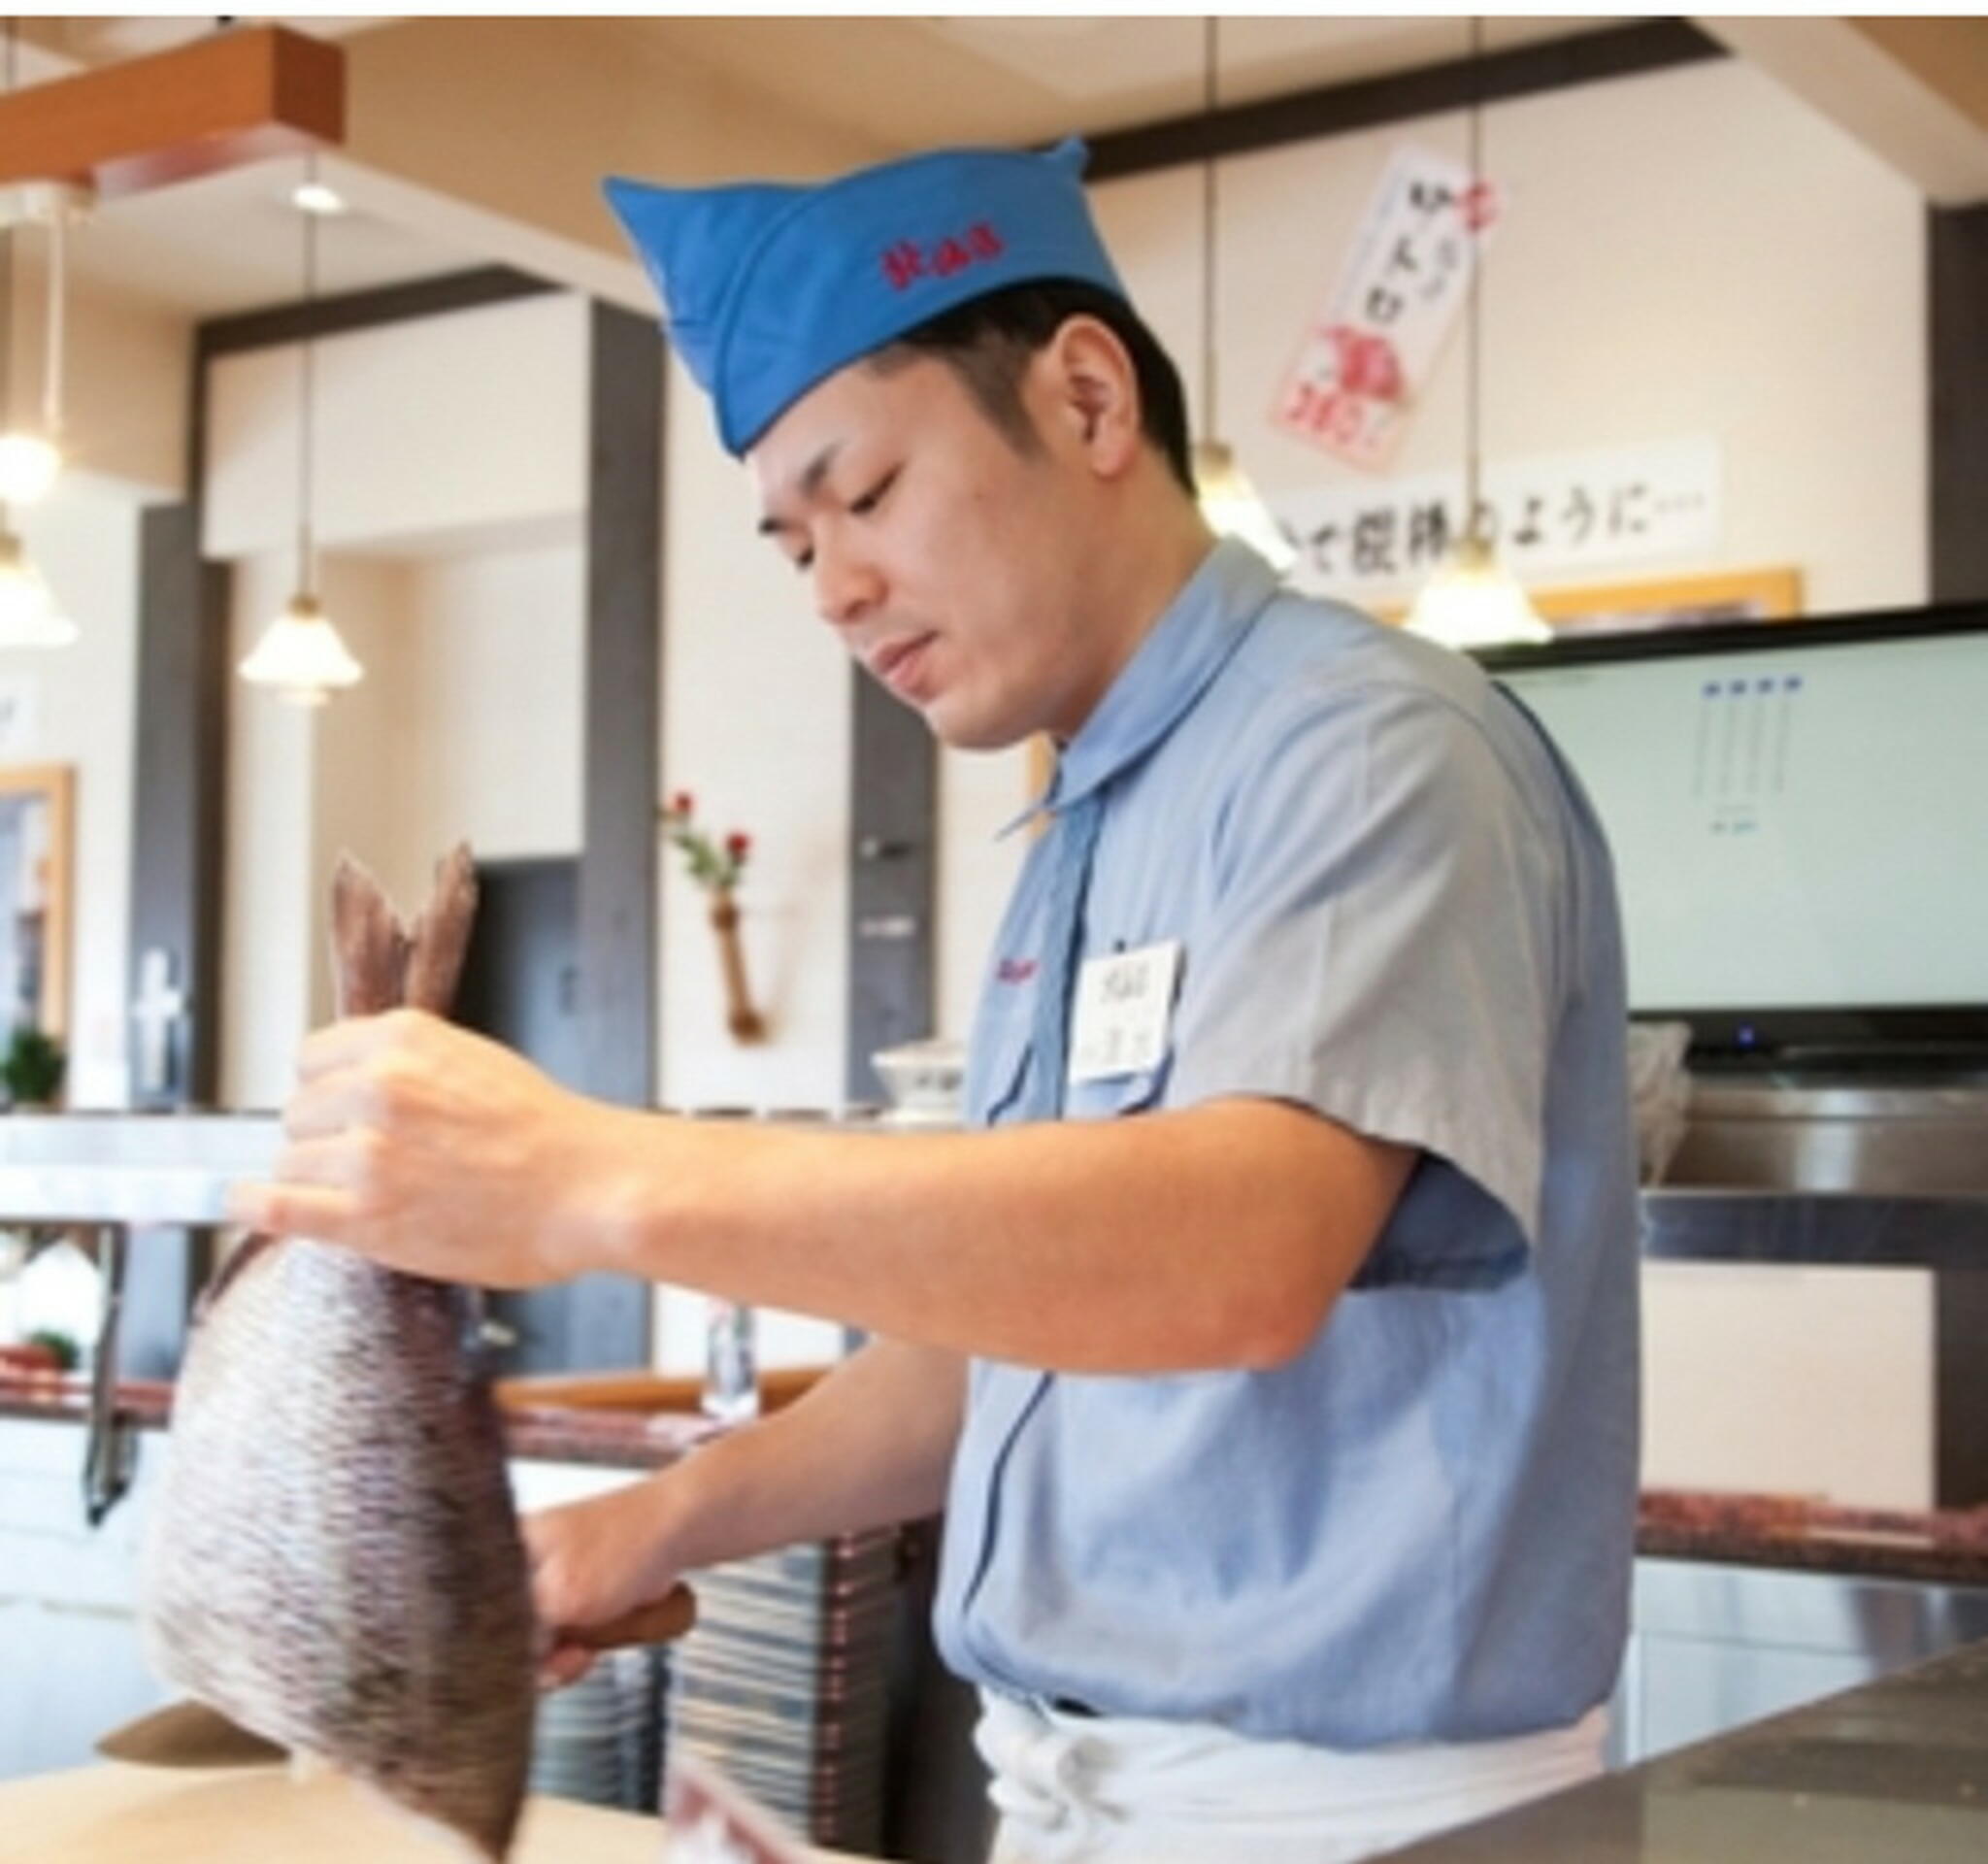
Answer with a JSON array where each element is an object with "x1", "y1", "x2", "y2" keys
[{"x1": 1068, "y1": 941, "x2": 1181, "y2": 1085}]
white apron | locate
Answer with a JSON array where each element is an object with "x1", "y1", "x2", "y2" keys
[{"x1": 977, "y1": 1692, "x2": 1607, "y2": 1864}]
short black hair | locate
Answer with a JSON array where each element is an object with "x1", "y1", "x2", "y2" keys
[{"x1": 872, "y1": 280, "x2": 1195, "y2": 494}]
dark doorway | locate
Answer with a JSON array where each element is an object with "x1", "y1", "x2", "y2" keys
[
  {"x1": 457, "y1": 859, "x2": 584, "y2": 1091},
  {"x1": 456, "y1": 857, "x2": 650, "y2": 1375}
]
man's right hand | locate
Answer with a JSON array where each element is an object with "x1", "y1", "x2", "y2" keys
[
  {"x1": 523, "y1": 1478, "x2": 684, "y2": 1690},
  {"x1": 520, "y1": 1340, "x2": 965, "y2": 1690}
]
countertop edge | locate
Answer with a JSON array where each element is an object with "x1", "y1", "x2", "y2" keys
[{"x1": 9, "y1": 1375, "x2": 1988, "y2": 1583}]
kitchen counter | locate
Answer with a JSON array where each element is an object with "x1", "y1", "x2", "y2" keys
[
  {"x1": 11, "y1": 1368, "x2": 1988, "y2": 1584},
  {"x1": 1381, "y1": 1635, "x2": 1988, "y2": 1861},
  {"x1": 0, "y1": 1760, "x2": 854, "y2": 1861},
  {"x1": 0, "y1": 1764, "x2": 668, "y2": 1862},
  {"x1": 0, "y1": 1368, "x2": 714, "y2": 1467},
  {"x1": 1639, "y1": 1487, "x2": 1988, "y2": 1587},
  {"x1": 12, "y1": 1641, "x2": 1984, "y2": 1864}
]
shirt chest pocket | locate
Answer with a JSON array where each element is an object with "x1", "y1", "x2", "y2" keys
[
  {"x1": 1063, "y1": 1055, "x2": 1172, "y2": 1123},
  {"x1": 977, "y1": 1023, "x2": 1172, "y2": 1126}
]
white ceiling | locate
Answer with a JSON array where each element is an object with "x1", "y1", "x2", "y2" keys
[
  {"x1": 8, "y1": 15, "x2": 1639, "y2": 322},
  {"x1": 636, "y1": 15, "x2": 1619, "y2": 145},
  {"x1": 43, "y1": 158, "x2": 480, "y2": 317}
]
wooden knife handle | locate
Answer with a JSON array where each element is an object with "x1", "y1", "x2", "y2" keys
[{"x1": 566, "y1": 1582, "x2": 698, "y2": 1650}]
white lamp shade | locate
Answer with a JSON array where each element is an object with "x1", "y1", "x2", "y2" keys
[
  {"x1": 1192, "y1": 441, "x2": 1297, "y2": 574},
  {"x1": 238, "y1": 593, "x2": 364, "y2": 706},
  {"x1": 0, "y1": 531, "x2": 79, "y2": 649},
  {"x1": 0, "y1": 432, "x2": 62, "y2": 507},
  {"x1": 1405, "y1": 538, "x2": 1552, "y2": 650}
]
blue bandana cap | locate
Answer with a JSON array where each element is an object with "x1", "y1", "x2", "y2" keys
[{"x1": 604, "y1": 139, "x2": 1127, "y2": 456}]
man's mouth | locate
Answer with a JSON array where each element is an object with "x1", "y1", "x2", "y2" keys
[{"x1": 870, "y1": 633, "x2": 938, "y2": 697}]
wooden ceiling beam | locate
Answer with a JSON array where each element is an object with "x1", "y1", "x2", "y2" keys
[
  {"x1": 0, "y1": 25, "x2": 344, "y2": 197},
  {"x1": 1697, "y1": 16, "x2": 1988, "y2": 205}
]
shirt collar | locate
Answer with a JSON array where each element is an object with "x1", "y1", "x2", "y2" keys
[{"x1": 999, "y1": 537, "x2": 1284, "y2": 838}]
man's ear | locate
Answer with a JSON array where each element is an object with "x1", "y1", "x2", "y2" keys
[{"x1": 1036, "y1": 316, "x2": 1143, "y2": 479}]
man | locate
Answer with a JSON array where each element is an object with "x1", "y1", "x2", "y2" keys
[{"x1": 234, "y1": 140, "x2": 1640, "y2": 1863}]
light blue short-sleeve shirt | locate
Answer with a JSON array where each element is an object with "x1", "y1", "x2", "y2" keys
[{"x1": 933, "y1": 539, "x2": 1641, "y2": 1749}]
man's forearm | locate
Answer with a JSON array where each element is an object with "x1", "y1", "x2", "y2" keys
[
  {"x1": 650, "y1": 1338, "x2": 965, "y2": 1577},
  {"x1": 588, "y1": 1099, "x2": 1413, "y2": 1375}
]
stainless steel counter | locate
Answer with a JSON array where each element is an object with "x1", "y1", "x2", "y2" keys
[
  {"x1": 1616, "y1": 1556, "x2": 1988, "y2": 1765},
  {"x1": 0, "y1": 1113, "x2": 283, "y2": 1522},
  {"x1": 1384, "y1": 1636, "x2": 1988, "y2": 1861},
  {"x1": 1669, "y1": 1077, "x2": 1988, "y2": 1197},
  {"x1": 0, "y1": 1112, "x2": 281, "y2": 1225}
]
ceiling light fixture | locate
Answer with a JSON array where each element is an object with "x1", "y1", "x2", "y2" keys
[
  {"x1": 1406, "y1": 17, "x2": 1549, "y2": 652},
  {"x1": 1189, "y1": 17, "x2": 1294, "y2": 574},
  {"x1": 0, "y1": 23, "x2": 86, "y2": 514},
  {"x1": 289, "y1": 177, "x2": 346, "y2": 216},
  {"x1": 0, "y1": 21, "x2": 76, "y2": 649},
  {"x1": 239, "y1": 150, "x2": 362, "y2": 706},
  {"x1": 0, "y1": 525, "x2": 76, "y2": 647},
  {"x1": 0, "y1": 179, "x2": 90, "y2": 509}
]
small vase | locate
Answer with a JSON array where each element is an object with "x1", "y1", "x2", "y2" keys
[{"x1": 708, "y1": 888, "x2": 767, "y2": 1044}]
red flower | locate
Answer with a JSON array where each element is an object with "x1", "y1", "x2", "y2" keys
[
  {"x1": 669, "y1": 790, "x2": 694, "y2": 818},
  {"x1": 724, "y1": 832, "x2": 751, "y2": 862}
]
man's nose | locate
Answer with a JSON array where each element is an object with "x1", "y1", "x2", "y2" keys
[{"x1": 813, "y1": 537, "x2": 883, "y2": 629}]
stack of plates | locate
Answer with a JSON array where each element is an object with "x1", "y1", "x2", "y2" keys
[
  {"x1": 530, "y1": 1645, "x2": 667, "y2": 1811},
  {"x1": 665, "y1": 1529, "x2": 900, "y2": 1853}
]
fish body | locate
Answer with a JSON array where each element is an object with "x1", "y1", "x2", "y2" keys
[{"x1": 142, "y1": 849, "x2": 536, "y2": 1859}]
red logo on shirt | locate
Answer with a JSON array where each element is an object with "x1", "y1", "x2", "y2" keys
[
  {"x1": 880, "y1": 220, "x2": 1007, "y2": 291},
  {"x1": 996, "y1": 957, "x2": 1038, "y2": 985}
]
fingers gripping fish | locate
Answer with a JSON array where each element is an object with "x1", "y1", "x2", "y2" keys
[{"x1": 141, "y1": 848, "x2": 537, "y2": 1860}]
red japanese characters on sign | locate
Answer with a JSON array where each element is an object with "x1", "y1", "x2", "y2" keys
[
  {"x1": 879, "y1": 219, "x2": 1006, "y2": 290},
  {"x1": 1274, "y1": 149, "x2": 1503, "y2": 473}
]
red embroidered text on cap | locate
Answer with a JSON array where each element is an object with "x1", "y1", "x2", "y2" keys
[{"x1": 881, "y1": 221, "x2": 1007, "y2": 290}]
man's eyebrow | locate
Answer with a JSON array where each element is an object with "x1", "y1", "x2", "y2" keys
[{"x1": 755, "y1": 441, "x2": 843, "y2": 536}]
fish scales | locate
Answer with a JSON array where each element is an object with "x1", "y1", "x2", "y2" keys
[{"x1": 142, "y1": 847, "x2": 536, "y2": 1860}]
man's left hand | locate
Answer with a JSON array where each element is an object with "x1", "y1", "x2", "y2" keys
[{"x1": 226, "y1": 1008, "x2": 631, "y2": 1286}]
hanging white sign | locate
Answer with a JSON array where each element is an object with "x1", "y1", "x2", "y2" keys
[
  {"x1": 1272, "y1": 146, "x2": 1501, "y2": 473},
  {"x1": 0, "y1": 674, "x2": 41, "y2": 758},
  {"x1": 1268, "y1": 436, "x2": 1723, "y2": 602}
]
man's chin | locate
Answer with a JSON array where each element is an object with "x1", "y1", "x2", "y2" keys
[{"x1": 921, "y1": 698, "x2": 1034, "y2": 754}]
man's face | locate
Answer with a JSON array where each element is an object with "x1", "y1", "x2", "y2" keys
[{"x1": 749, "y1": 350, "x2": 1098, "y2": 750}]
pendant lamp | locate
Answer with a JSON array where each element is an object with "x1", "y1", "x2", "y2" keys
[
  {"x1": 1189, "y1": 18, "x2": 1294, "y2": 573},
  {"x1": 0, "y1": 226, "x2": 73, "y2": 649},
  {"x1": 240, "y1": 151, "x2": 362, "y2": 705},
  {"x1": 0, "y1": 23, "x2": 77, "y2": 649},
  {"x1": 0, "y1": 179, "x2": 83, "y2": 512},
  {"x1": 0, "y1": 25, "x2": 68, "y2": 512},
  {"x1": 1406, "y1": 18, "x2": 1548, "y2": 651}
]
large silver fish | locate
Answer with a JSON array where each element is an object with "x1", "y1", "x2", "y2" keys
[{"x1": 142, "y1": 848, "x2": 537, "y2": 1860}]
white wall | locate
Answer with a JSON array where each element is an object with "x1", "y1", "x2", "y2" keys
[
  {"x1": 937, "y1": 743, "x2": 1033, "y2": 1046},
  {"x1": 213, "y1": 296, "x2": 592, "y2": 1100},
  {"x1": 219, "y1": 542, "x2": 590, "y2": 1092},
  {"x1": 218, "y1": 552, "x2": 336, "y2": 1110},
  {"x1": 1641, "y1": 1264, "x2": 1936, "y2": 1510},
  {"x1": 7, "y1": 479, "x2": 142, "y2": 1109},
  {"x1": 309, "y1": 557, "x2": 424, "y2": 1028},
  {"x1": 1093, "y1": 56, "x2": 1928, "y2": 616},
  {"x1": 653, "y1": 360, "x2": 851, "y2": 1376},
  {"x1": 6, "y1": 258, "x2": 189, "y2": 501},
  {"x1": 658, "y1": 354, "x2": 853, "y2": 1118},
  {"x1": 390, "y1": 546, "x2": 586, "y2": 869},
  {"x1": 203, "y1": 293, "x2": 590, "y2": 560}
]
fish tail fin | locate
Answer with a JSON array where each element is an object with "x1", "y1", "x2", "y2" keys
[{"x1": 404, "y1": 843, "x2": 479, "y2": 1017}]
